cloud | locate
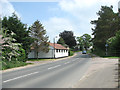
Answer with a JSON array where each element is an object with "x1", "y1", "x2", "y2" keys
[
  {"x1": 59, "y1": 0, "x2": 118, "y2": 13},
  {"x1": 0, "y1": 0, "x2": 20, "y2": 18},
  {"x1": 58, "y1": 0, "x2": 118, "y2": 37},
  {"x1": 43, "y1": 17, "x2": 75, "y2": 42}
]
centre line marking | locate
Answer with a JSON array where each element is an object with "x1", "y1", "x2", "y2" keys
[
  {"x1": 3, "y1": 71, "x2": 39, "y2": 83},
  {"x1": 48, "y1": 65, "x2": 61, "y2": 70}
]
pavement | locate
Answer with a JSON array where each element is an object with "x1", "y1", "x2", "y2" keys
[
  {"x1": 2, "y1": 52, "x2": 118, "y2": 88},
  {"x1": 74, "y1": 57, "x2": 118, "y2": 88}
]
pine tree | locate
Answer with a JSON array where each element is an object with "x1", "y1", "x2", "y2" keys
[
  {"x1": 91, "y1": 6, "x2": 118, "y2": 55},
  {"x1": 29, "y1": 20, "x2": 49, "y2": 59}
]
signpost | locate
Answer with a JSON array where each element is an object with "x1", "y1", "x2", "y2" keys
[{"x1": 105, "y1": 44, "x2": 108, "y2": 56}]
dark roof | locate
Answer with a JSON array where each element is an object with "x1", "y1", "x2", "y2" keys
[{"x1": 49, "y1": 43, "x2": 68, "y2": 50}]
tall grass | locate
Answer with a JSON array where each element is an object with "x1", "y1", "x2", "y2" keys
[{"x1": 2, "y1": 61, "x2": 31, "y2": 70}]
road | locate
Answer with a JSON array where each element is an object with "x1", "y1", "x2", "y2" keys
[{"x1": 2, "y1": 52, "x2": 92, "y2": 88}]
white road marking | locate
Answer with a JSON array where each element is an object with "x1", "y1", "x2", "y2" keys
[
  {"x1": 3, "y1": 72, "x2": 39, "y2": 83},
  {"x1": 64, "y1": 62, "x2": 70, "y2": 64},
  {"x1": 48, "y1": 65, "x2": 61, "y2": 70}
]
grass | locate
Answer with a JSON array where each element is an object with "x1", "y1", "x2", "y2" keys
[
  {"x1": 28, "y1": 58, "x2": 55, "y2": 61},
  {"x1": 102, "y1": 56, "x2": 120, "y2": 59},
  {"x1": 2, "y1": 61, "x2": 32, "y2": 70}
]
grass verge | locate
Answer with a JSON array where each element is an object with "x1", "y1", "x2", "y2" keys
[
  {"x1": 2, "y1": 61, "x2": 32, "y2": 70},
  {"x1": 28, "y1": 58, "x2": 55, "y2": 61},
  {"x1": 101, "y1": 56, "x2": 119, "y2": 59}
]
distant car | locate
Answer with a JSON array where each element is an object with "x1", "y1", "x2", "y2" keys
[{"x1": 82, "y1": 50, "x2": 86, "y2": 54}]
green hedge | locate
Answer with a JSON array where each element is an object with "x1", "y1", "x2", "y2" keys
[{"x1": 69, "y1": 50, "x2": 74, "y2": 56}]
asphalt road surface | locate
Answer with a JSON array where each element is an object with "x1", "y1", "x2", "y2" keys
[{"x1": 2, "y1": 52, "x2": 92, "y2": 88}]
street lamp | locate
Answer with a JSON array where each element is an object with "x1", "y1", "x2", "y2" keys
[{"x1": 53, "y1": 36, "x2": 57, "y2": 59}]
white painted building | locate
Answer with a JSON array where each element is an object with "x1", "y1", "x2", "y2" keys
[{"x1": 28, "y1": 43, "x2": 69, "y2": 59}]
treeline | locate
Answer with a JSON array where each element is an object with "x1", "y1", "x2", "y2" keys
[
  {"x1": 0, "y1": 13, "x2": 49, "y2": 69},
  {"x1": 57, "y1": 31, "x2": 92, "y2": 52},
  {"x1": 91, "y1": 6, "x2": 120, "y2": 56}
]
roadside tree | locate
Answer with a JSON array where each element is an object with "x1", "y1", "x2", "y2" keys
[
  {"x1": 59, "y1": 30, "x2": 76, "y2": 48},
  {"x1": 29, "y1": 20, "x2": 49, "y2": 59},
  {"x1": 2, "y1": 13, "x2": 34, "y2": 57}
]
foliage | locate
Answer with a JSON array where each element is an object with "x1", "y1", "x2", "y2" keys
[
  {"x1": 91, "y1": 6, "x2": 119, "y2": 56},
  {"x1": 107, "y1": 30, "x2": 120, "y2": 56},
  {"x1": 77, "y1": 34, "x2": 92, "y2": 51},
  {"x1": 69, "y1": 50, "x2": 74, "y2": 56},
  {"x1": 59, "y1": 30, "x2": 76, "y2": 48},
  {"x1": 2, "y1": 61, "x2": 30, "y2": 70},
  {"x1": 17, "y1": 47, "x2": 26, "y2": 62},
  {"x1": 57, "y1": 37, "x2": 65, "y2": 46},
  {"x1": 2, "y1": 13, "x2": 34, "y2": 57},
  {"x1": 1, "y1": 29, "x2": 21, "y2": 61},
  {"x1": 29, "y1": 20, "x2": 49, "y2": 59}
]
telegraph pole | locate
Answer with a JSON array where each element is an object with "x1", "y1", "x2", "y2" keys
[{"x1": 118, "y1": 1, "x2": 120, "y2": 88}]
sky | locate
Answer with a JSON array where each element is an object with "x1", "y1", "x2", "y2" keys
[{"x1": 0, "y1": 0, "x2": 119, "y2": 42}]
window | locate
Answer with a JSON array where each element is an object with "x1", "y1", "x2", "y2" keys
[
  {"x1": 56, "y1": 49, "x2": 58, "y2": 52},
  {"x1": 59, "y1": 49, "x2": 61, "y2": 52}
]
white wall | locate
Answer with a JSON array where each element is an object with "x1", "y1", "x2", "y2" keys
[
  {"x1": 28, "y1": 46, "x2": 69, "y2": 59},
  {"x1": 28, "y1": 50, "x2": 35, "y2": 58},
  {"x1": 55, "y1": 49, "x2": 68, "y2": 58}
]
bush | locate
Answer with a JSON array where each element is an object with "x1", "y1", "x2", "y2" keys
[
  {"x1": 2, "y1": 61, "x2": 29, "y2": 70},
  {"x1": 17, "y1": 47, "x2": 26, "y2": 62},
  {"x1": 69, "y1": 50, "x2": 74, "y2": 56},
  {"x1": 92, "y1": 48, "x2": 105, "y2": 56}
]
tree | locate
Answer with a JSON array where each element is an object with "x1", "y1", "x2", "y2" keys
[
  {"x1": 59, "y1": 30, "x2": 76, "y2": 48},
  {"x1": 1, "y1": 29, "x2": 21, "y2": 61},
  {"x1": 2, "y1": 13, "x2": 34, "y2": 57},
  {"x1": 57, "y1": 37, "x2": 65, "y2": 46},
  {"x1": 107, "y1": 30, "x2": 120, "y2": 56},
  {"x1": 77, "y1": 34, "x2": 92, "y2": 51},
  {"x1": 29, "y1": 20, "x2": 49, "y2": 59},
  {"x1": 81, "y1": 34, "x2": 92, "y2": 50},
  {"x1": 91, "y1": 6, "x2": 118, "y2": 56},
  {"x1": 76, "y1": 36, "x2": 84, "y2": 50}
]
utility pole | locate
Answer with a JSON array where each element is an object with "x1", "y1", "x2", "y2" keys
[
  {"x1": 53, "y1": 36, "x2": 57, "y2": 59},
  {"x1": 54, "y1": 37, "x2": 55, "y2": 59},
  {"x1": 118, "y1": 1, "x2": 120, "y2": 88}
]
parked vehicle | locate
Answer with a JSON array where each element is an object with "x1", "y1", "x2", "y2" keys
[{"x1": 82, "y1": 50, "x2": 86, "y2": 54}]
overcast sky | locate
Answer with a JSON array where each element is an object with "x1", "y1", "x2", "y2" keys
[{"x1": 0, "y1": 0, "x2": 119, "y2": 42}]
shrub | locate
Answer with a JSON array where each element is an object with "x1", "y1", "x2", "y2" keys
[
  {"x1": 69, "y1": 50, "x2": 74, "y2": 56},
  {"x1": 17, "y1": 47, "x2": 26, "y2": 62},
  {"x1": 2, "y1": 61, "x2": 28, "y2": 70}
]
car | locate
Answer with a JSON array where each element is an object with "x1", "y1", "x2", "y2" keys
[{"x1": 82, "y1": 50, "x2": 86, "y2": 54}]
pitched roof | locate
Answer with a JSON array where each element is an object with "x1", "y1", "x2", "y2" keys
[{"x1": 49, "y1": 43, "x2": 68, "y2": 50}]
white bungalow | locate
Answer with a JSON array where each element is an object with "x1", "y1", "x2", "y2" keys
[{"x1": 28, "y1": 43, "x2": 69, "y2": 59}]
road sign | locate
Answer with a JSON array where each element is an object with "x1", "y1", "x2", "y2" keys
[{"x1": 105, "y1": 44, "x2": 108, "y2": 47}]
